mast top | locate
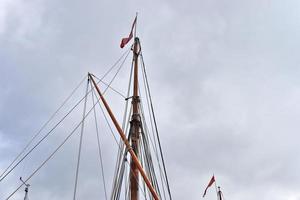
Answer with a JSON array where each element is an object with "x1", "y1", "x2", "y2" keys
[{"x1": 134, "y1": 13, "x2": 138, "y2": 38}]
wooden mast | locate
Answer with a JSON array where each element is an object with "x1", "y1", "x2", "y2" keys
[
  {"x1": 130, "y1": 37, "x2": 141, "y2": 200},
  {"x1": 89, "y1": 17, "x2": 158, "y2": 199}
]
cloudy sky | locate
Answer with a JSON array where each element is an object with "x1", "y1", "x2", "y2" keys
[{"x1": 1, "y1": 0, "x2": 300, "y2": 200}]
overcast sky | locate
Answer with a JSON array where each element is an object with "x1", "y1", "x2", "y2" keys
[{"x1": 1, "y1": 0, "x2": 300, "y2": 200}]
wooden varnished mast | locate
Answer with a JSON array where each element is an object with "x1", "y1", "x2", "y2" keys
[
  {"x1": 89, "y1": 17, "x2": 159, "y2": 199},
  {"x1": 129, "y1": 37, "x2": 141, "y2": 200}
]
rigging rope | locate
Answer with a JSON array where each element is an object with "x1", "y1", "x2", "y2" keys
[
  {"x1": 109, "y1": 44, "x2": 172, "y2": 200},
  {"x1": 4, "y1": 68, "x2": 131, "y2": 199},
  {"x1": 140, "y1": 51, "x2": 172, "y2": 200},
  {"x1": 139, "y1": 151, "x2": 149, "y2": 200},
  {"x1": 92, "y1": 78, "x2": 126, "y2": 99},
  {"x1": 0, "y1": 48, "x2": 131, "y2": 183},
  {"x1": 139, "y1": 107, "x2": 164, "y2": 200},
  {"x1": 0, "y1": 90, "x2": 87, "y2": 183},
  {"x1": 0, "y1": 75, "x2": 87, "y2": 180},
  {"x1": 73, "y1": 78, "x2": 89, "y2": 200},
  {"x1": 91, "y1": 46, "x2": 131, "y2": 96},
  {"x1": 111, "y1": 51, "x2": 134, "y2": 200},
  {"x1": 90, "y1": 69, "x2": 151, "y2": 200},
  {"x1": 91, "y1": 48, "x2": 131, "y2": 146},
  {"x1": 5, "y1": 97, "x2": 100, "y2": 200},
  {"x1": 4, "y1": 42, "x2": 172, "y2": 200},
  {"x1": 139, "y1": 64, "x2": 168, "y2": 199},
  {"x1": 122, "y1": 56, "x2": 134, "y2": 200},
  {"x1": 91, "y1": 86, "x2": 108, "y2": 200}
]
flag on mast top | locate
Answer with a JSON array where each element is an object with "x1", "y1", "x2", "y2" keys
[
  {"x1": 202, "y1": 175, "x2": 215, "y2": 197},
  {"x1": 120, "y1": 16, "x2": 137, "y2": 48}
]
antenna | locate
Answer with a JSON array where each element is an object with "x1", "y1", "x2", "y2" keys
[
  {"x1": 217, "y1": 186, "x2": 223, "y2": 200},
  {"x1": 20, "y1": 177, "x2": 30, "y2": 200}
]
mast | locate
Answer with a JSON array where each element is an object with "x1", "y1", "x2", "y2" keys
[
  {"x1": 19, "y1": 177, "x2": 30, "y2": 200},
  {"x1": 129, "y1": 37, "x2": 141, "y2": 200},
  {"x1": 89, "y1": 18, "x2": 160, "y2": 200},
  {"x1": 88, "y1": 71, "x2": 160, "y2": 200}
]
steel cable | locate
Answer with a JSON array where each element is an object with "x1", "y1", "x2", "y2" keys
[
  {"x1": 0, "y1": 75, "x2": 87, "y2": 180},
  {"x1": 0, "y1": 48, "x2": 131, "y2": 183},
  {"x1": 91, "y1": 86, "x2": 108, "y2": 200},
  {"x1": 140, "y1": 51, "x2": 173, "y2": 200},
  {"x1": 73, "y1": 79, "x2": 89, "y2": 200}
]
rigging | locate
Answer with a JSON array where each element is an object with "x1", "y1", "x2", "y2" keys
[{"x1": 3, "y1": 26, "x2": 172, "y2": 200}]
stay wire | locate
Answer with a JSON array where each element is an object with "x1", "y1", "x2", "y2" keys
[
  {"x1": 6, "y1": 70, "x2": 126, "y2": 199},
  {"x1": 125, "y1": 161, "x2": 129, "y2": 200},
  {"x1": 5, "y1": 47, "x2": 132, "y2": 198},
  {"x1": 137, "y1": 89, "x2": 164, "y2": 199},
  {"x1": 0, "y1": 48, "x2": 131, "y2": 183},
  {"x1": 140, "y1": 51, "x2": 172, "y2": 200},
  {"x1": 91, "y1": 86, "x2": 108, "y2": 200},
  {"x1": 91, "y1": 49, "x2": 131, "y2": 146},
  {"x1": 5, "y1": 94, "x2": 100, "y2": 200},
  {"x1": 139, "y1": 148, "x2": 148, "y2": 200},
  {"x1": 89, "y1": 51, "x2": 133, "y2": 199},
  {"x1": 99, "y1": 49, "x2": 131, "y2": 83},
  {"x1": 74, "y1": 49, "x2": 131, "y2": 200},
  {"x1": 91, "y1": 47, "x2": 130, "y2": 97},
  {"x1": 139, "y1": 67, "x2": 168, "y2": 199},
  {"x1": 91, "y1": 78, "x2": 126, "y2": 99},
  {"x1": 0, "y1": 75, "x2": 87, "y2": 179},
  {"x1": 111, "y1": 107, "x2": 132, "y2": 200},
  {"x1": 139, "y1": 60, "x2": 161, "y2": 165},
  {"x1": 121, "y1": 58, "x2": 134, "y2": 200},
  {"x1": 73, "y1": 79, "x2": 89, "y2": 200},
  {"x1": 0, "y1": 88, "x2": 87, "y2": 183},
  {"x1": 139, "y1": 116, "x2": 163, "y2": 200},
  {"x1": 135, "y1": 56, "x2": 167, "y2": 199},
  {"x1": 114, "y1": 50, "x2": 134, "y2": 176},
  {"x1": 111, "y1": 51, "x2": 134, "y2": 200}
]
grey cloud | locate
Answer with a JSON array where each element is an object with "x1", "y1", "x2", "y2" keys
[{"x1": 1, "y1": 0, "x2": 300, "y2": 200}]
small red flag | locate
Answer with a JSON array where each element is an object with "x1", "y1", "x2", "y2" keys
[
  {"x1": 120, "y1": 17, "x2": 137, "y2": 48},
  {"x1": 203, "y1": 175, "x2": 215, "y2": 197}
]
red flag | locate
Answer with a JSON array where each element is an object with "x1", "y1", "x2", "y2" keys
[
  {"x1": 120, "y1": 17, "x2": 137, "y2": 48},
  {"x1": 203, "y1": 175, "x2": 215, "y2": 197}
]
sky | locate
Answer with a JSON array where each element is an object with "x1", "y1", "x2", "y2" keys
[{"x1": 1, "y1": 0, "x2": 300, "y2": 199}]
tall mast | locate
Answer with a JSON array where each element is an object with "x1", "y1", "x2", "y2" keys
[
  {"x1": 130, "y1": 37, "x2": 141, "y2": 200},
  {"x1": 88, "y1": 73, "x2": 160, "y2": 200},
  {"x1": 90, "y1": 16, "x2": 160, "y2": 199}
]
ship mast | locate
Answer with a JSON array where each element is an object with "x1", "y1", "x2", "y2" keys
[
  {"x1": 3, "y1": 16, "x2": 165, "y2": 200},
  {"x1": 89, "y1": 17, "x2": 160, "y2": 200},
  {"x1": 88, "y1": 36, "x2": 160, "y2": 199},
  {"x1": 129, "y1": 37, "x2": 141, "y2": 200},
  {"x1": 89, "y1": 69, "x2": 160, "y2": 200}
]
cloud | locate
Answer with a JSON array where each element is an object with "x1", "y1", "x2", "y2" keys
[{"x1": 1, "y1": 0, "x2": 300, "y2": 200}]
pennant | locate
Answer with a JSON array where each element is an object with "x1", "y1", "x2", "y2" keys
[
  {"x1": 203, "y1": 175, "x2": 215, "y2": 197},
  {"x1": 120, "y1": 17, "x2": 137, "y2": 48}
]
